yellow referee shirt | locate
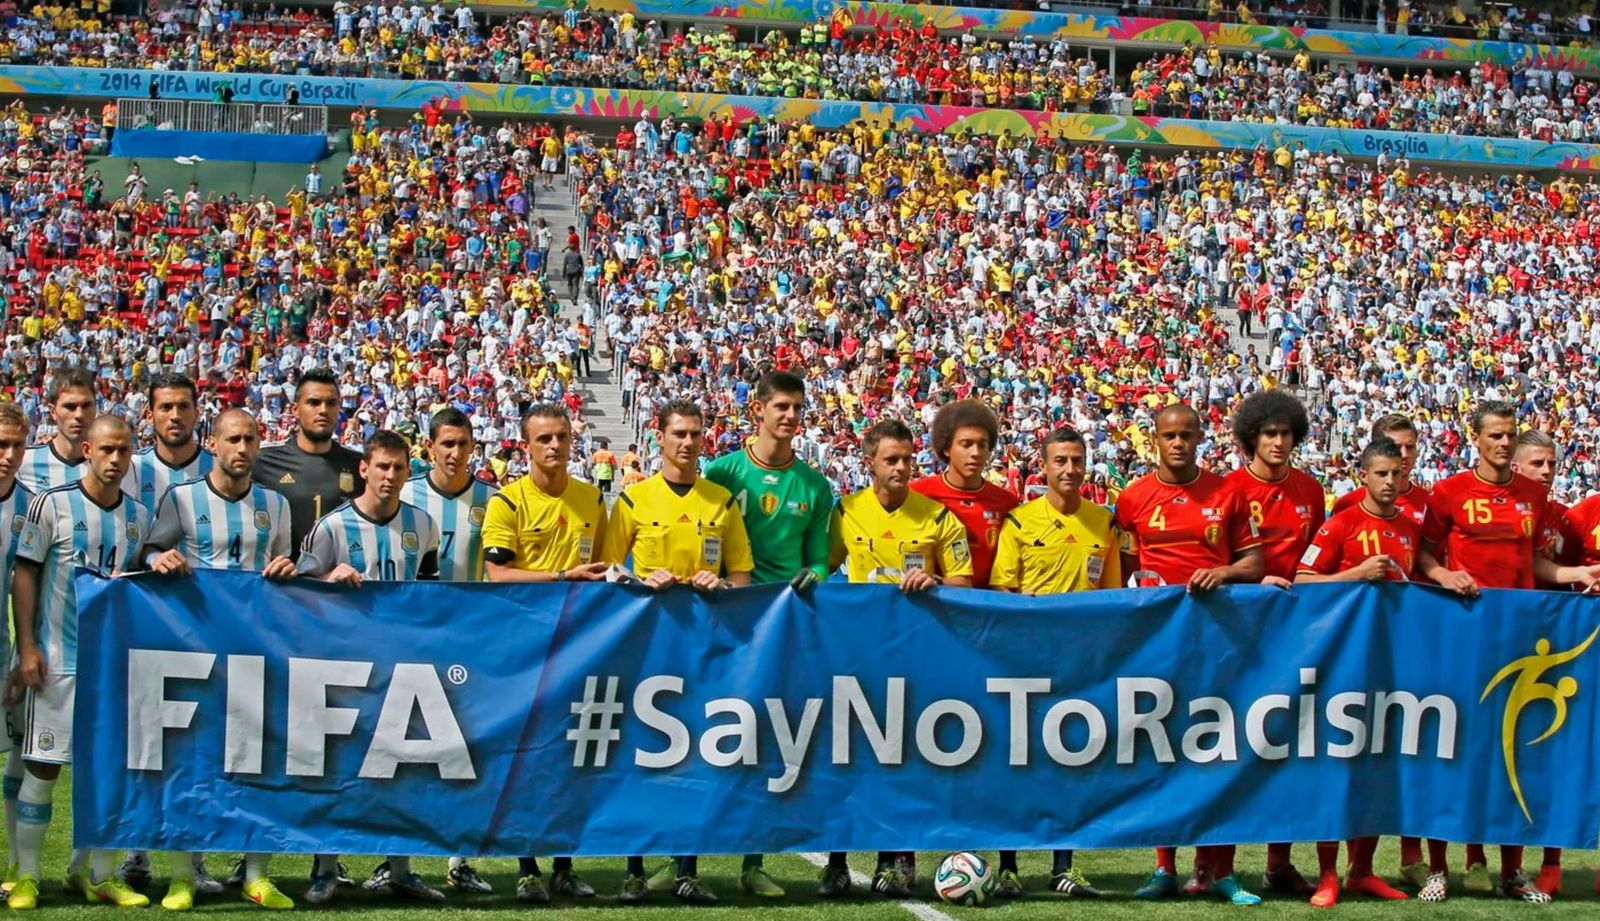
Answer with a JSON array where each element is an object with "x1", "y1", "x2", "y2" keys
[
  {"x1": 990, "y1": 496, "x2": 1121, "y2": 594},
  {"x1": 480, "y1": 476, "x2": 606, "y2": 572},
  {"x1": 834, "y1": 489, "x2": 973, "y2": 583},
  {"x1": 604, "y1": 474, "x2": 755, "y2": 578}
]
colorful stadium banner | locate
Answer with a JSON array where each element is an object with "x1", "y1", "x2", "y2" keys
[
  {"x1": 74, "y1": 570, "x2": 1600, "y2": 856},
  {"x1": 4, "y1": 66, "x2": 1599, "y2": 171}
]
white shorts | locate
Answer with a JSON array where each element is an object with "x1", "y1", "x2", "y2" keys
[
  {"x1": 541, "y1": 155, "x2": 559, "y2": 172},
  {"x1": 23, "y1": 675, "x2": 74, "y2": 764},
  {"x1": 2, "y1": 695, "x2": 20, "y2": 753}
]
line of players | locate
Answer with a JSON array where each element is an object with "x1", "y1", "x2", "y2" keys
[{"x1": 3, "y1": 365, "x2": 1600, "y2": 909}]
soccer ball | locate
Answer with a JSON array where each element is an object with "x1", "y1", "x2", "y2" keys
[{"x1": 935, "y1": 851, "x2": 997, "y2": 906}]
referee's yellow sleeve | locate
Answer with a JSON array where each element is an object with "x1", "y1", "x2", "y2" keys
[
  {"x1": 480, "y1": 492, "x2": 519, "y2": 555},
  {"x1": 990, "y1": 515, "x2": 1023, "y2": 591},
  {"x1": 1099, "y1": 528, "x2": 1124, "y2": 590},
  {"x1": 602, "y1": 491, "x2": 638, "y2": 566},
  {"x1": 936, "y1": 510, "x2": 974, "y2": 579}
]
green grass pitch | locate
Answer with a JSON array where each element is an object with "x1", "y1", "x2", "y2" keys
[{"x1": 6, "y1": 764, "x2": 1598, "y2": 918}]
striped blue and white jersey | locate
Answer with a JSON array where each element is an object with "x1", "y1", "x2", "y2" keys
[
  {"x1": 123, "y1": 445, "x2": 215, "y2": 511},
  {"x1": 19, "y1": 443, "x2": 83, "y2": 495},
  {"x1": 297, "y1": 500, "x2": 440, "y2": 582},
  {"x1": 143, "y1": 477, "x2": 293, "y2": 571},
  {"x1": 398, "y1": 474, "x2": 498, "y2": 581},
  {"x1": 0, "y1": 480, "x2": 31, "y2": 669},
  {"x1": 18, "y1": 484, "x2": 151, "y2": 674}
]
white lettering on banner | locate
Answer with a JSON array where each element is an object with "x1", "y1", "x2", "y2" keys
[
  {"x1": 127, "y1": 650, "x2": 216, "y2": 771},
  {"x1": 126, "y1": 650, "x2": 476, "y2": 780},
  {"x1": 570, "y1": 671, "x2": 1462, "y2": 789}
]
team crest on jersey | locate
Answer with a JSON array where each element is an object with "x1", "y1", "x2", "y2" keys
[
  {"x1": 125, "y1": 521, "x2": 139, "y2": 541},
  {"x1": 1205, "y1": 524, "x2": 1221, "y2": 546},
  {"x1": 469, "y1": 505, "x2": 486, "y2": 525},
  {"x1": 1522, "y1": 517, "x2": 1534, "y2": 537},
  {"x1": 760, "y1": 492, "x2": 779, "y2": 516},
  {"x1": 254, "y1": 510, "x2": 271, "y2": 530},
  {"x1": 339, "y1": 472, "x2": 356, "y2": 494},
  {"x1": 35, "y1": 730, "x2": 53, "y2": 752},
  {"x1": 10, "y1": 514, "x2": 22, "y2": 534},
  {"x1": 402, "y1": 531, "x2": 419, "y2": 552}
]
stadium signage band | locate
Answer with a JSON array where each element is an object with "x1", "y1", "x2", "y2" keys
[
  {"x1": 76, "y1": 571, "x2": 1600, "y2": 856},
  {"x1": 5, "y1": 66, "x2": 1600, "y2": 172}
]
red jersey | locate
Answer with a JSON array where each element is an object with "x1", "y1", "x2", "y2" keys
[
  {"x1": 1423, "y1": 470, "x2": 1555, "y2": 589},
  {"x1": 1330, "y1": 481, "x2": 1432, "y2": 531},
  {"x1": 1225, "y1": 465, "x2": 1327, "y2": 580},
  {"x1": 1113, "y1": 469, "x2": 1261, "y2": 587},
  {"x1": 1562, "y1": 494, "x2": 1600, "y2": 568},
  {"x1": 910, "y1": 474, "x2": 1019, "y2": 588},
  {"x1": 1297, "y1": 501, "x2": 1422, "y2": 580}
]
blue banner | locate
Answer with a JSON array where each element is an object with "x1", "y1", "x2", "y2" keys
[{"x1": 74, "y1": 570, "x2": 1600, "y2": 856}]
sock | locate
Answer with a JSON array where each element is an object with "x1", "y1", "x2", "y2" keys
[
  {"x1": 1500, "y1": 845, "x2": 1524, "y2": 880},
  {"x1": 68, "y1": 848, "x2": 89, "y2": 877},
  {"x1": 244, "y1": 854, "x2": 268, "y2": 885},
  {"x1": 1348, "y1": 837, "x2": 1377, "y2": 877},
  {"x1": 1051, "y1": 850, "x2": 1074, "y2": 875},
  {"x1": 3, "y1": 757, "x2": 22, "y2": 867},
  {"x1": 999, "y1": 850, "x2": 1018, "y2": 873},
  {"x1": 742, "y1": 854, "x2": 763, "y2": 873},
  {"x1": 387, "y1": 857, "x2": 411, "y2": 877},
  {"x1": 1157, "y1": 847, "x2": 1177, "y2": 874},
  {"x1": 449, "y1": 857, "x2": 465, "y2": 871},
  {"x1": 552, "y1": 857, "x2": 572, "y2": 874},
  {"x1": 1543, "y1": 848, "x2": 1562, "y2": 868},
  {"x1": 15, "y1": 772, "x2": 54, "y2": 878},
  {"x1": 1267, "y1": 842, "x2": 1292, "y2": 872},
  {"x1": 1211, "y1": 845, "x2": 1236, "y2": 879},
  {"x1": 626, "y1": 856, "x2": 644, "y2": 877},
  {"x1": 1316, "y1": 841, "x2": 1340, "y2": 875},
  {"x1": 676, "y1": 855, "x2": 697, "y2": 878},
  {"x1": 168, "y1": 851, "x2": 195, "y2": 881},
  {"x1": 827, "y1": 852, "x2": 848, "y2": 870},
  {"x1": 1465, "y1": 843, "x2": 1487, "y2": 867},
  {"x1": 1427, "y1": 839, "x2": 1450, "y2": 874},
  {"x1": 875, "y1": 851, "x2": 893, "y2": 872},
  {"x1": 314, "y1": 854, "x2": 340, "y2": 876},
  {"x1": 518, "y1": 857, "x2": 541, "y2": 877},
  {"x1": 91, "y1": 850, "x2": 114, "y2": 885},
  {"x1": 1400, "y1": 836, "x2": 1423, "y2": 866}
]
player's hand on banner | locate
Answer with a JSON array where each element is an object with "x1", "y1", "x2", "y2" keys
[
  {"x1": 1187, "y1": 566, "x2": 1227, "y2": 593},
  {"x1": 563, "y1": 562, "x2": 610, "y2": 582},
  {"x1": 899, "y1": 567, "x2": 939, "y2": 594},
  {"x1": 325, "y1": 563, "x2": 364, "y2": 587},
  {"x1": 689, "y1": 570, "x2": 727, "y2": 591},
  {"x1": 1436, "y1": 569, "x2": 1479, "y2": 597},
  {"x1": 789, "y1": 569, "x2": 819, "y2": 592},
  {"x1": 1261, "y1": 574, "x2": 1294, "y2": 590},
  {"x1": 1350, "y1": 555, "x2": 1393, "y2": 582},
  {"x1": 261, "y1": 555, "x2": 298, "y2": 581},
  {"x1": 14, "y1": 643, "x2": 45, "y2": 691},
  {"x1": 1571, "y1": 563, "x2": 1600, "y2": 591},
  {"x1": 149, "y1": 548, "x2": 192, "y2": 576},
  {"x1": 644, "y1": 568, "x2": 678, "y2": 591}
]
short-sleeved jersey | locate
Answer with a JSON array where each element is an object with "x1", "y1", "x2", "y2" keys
[
  {"x1": 123, "y1": 445, "x2": 215, "y2": 511},
  {"x1": 1297, "y1": 501, "x2": 1422, "y2": 581},
  {"x1": 1423, "y1": 470, "x2": 1553, "y2": 590},
  {"x1": 481, "y1": 476, "x2": 605, "y2": 573},
  {"x1": 253, "y1": 440, "x2": 365, "y2": 556},
  {"x1": 705, "y1": 447, "x2": 834, "y2": 583},
  {"x1": 399, "y1": 474, "x2": 499, "y2": 581},
  {"x1": 603, "y1": 474, "x2": 755, "y2": 579},
  {"x1": 143, "y1": 477, "x2": 293, "y2": 571},
  {"x1": 834, "y1": 488, "x2": 974, "y2": 584},
  {"x1": 18, "y1": 483, "x2": 151, "y2": 674},
  {"x1": 1225, "y1": 466, "x2": 1326, "y2": 580},
  {"x1": 0, "y1": 480, "x2": 30, "y2": 668},
  {"x1": 1562, "y1": 494, "x2": 1600, "y2": 568},
  {"x1": 19, "y1": 443, "x2": 83, "y2": 495},
  {"x1": 910, "y1": 474, "x2": 1019, "y2": 588},
  {"x1": 1543, "y1": 496, "x2": 1582, "y2": 570},
  {"x1": 297, "y1": 500, "x2": 440, "y2": 581},
  {"x1": 991, "y1": 495, "x2": 1121, "y2": 594},
  {"x1": 1331, "y1": 482, "x2": 1432, "y2": 530},
  {"x1": 1113, "y1": 469, "x2": 1261, "y2": 586}
]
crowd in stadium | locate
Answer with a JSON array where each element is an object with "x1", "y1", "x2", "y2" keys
[{"x1": 7, "y1": 1, "x2": 1600, "y2": 143}]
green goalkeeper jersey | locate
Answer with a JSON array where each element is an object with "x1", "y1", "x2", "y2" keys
[{"x1": 704, "y1": 445, "x2": 835, "y2": 584}]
